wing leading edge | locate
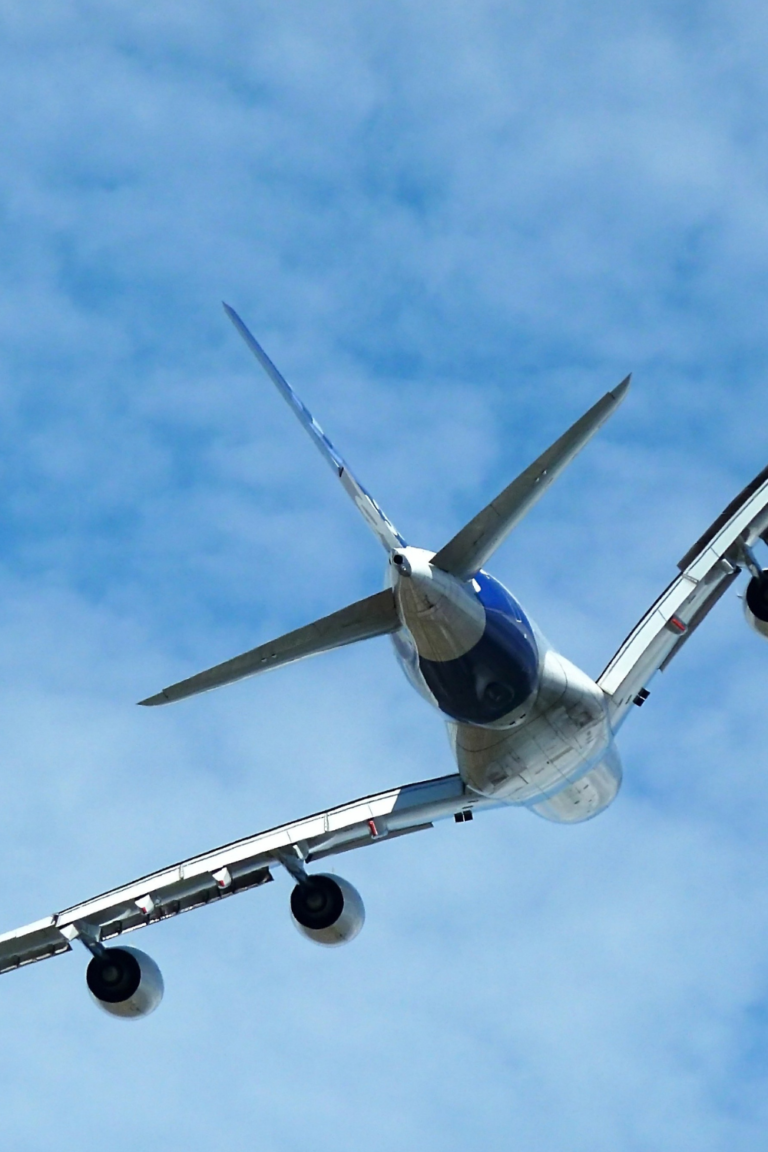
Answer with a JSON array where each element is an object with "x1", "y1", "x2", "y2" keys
[
  {"x1": 598, "y1": 460, "x2": 768, "y2": 727},
  {"x1": 0, "y1": 774, "x2": 493, "y2": 977},
  {"x1": 224, "y1": 305, "x2": 404, "y2": 553}
]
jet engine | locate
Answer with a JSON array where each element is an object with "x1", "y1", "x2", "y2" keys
[
  {"x1": 86, "y1": 946, "x2": 164, "y2": 1019},
  {"x1": 745, "y1": 570, "x2": 768, "y2": 639},
  {"x1": 290, "y1": 873, "x2": 365, "y2": 946}
]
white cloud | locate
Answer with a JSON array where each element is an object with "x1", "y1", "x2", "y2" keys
[{"x1": 0, "y1": 0, "x2": 767, "y2": 1148}]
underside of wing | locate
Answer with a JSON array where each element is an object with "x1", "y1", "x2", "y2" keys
[
  {"x1": 0, "y1": 774, "x2": 487, "y2": 977},
  {"x1": 598, "y1": 460, "x2": 768, "y2": 727},
  {"x1": 140, "y1": 587, "x2": 399, "y2": 706}
]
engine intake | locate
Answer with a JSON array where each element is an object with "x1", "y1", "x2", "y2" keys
[
  {"x1": 745, "y1": 570, "x2": 768, "y2": 639},
  {"x1": 86, "y1": 946, "x2": 164, "y2": 1019},
  {"x1": 290, "y1": 873, "x2": 365, "y2": 946}
]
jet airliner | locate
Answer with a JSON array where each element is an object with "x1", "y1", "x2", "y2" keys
[{"x1": 2, "y1": 307, "x2": 768, "y2": 1018}]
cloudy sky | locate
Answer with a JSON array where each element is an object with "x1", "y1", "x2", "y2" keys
[{"x1": 1, "y1": 1, "x2": 768, "y2": 1148}]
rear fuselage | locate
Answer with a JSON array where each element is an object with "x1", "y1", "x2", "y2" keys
[{"x1": 388, "y1": 548, "x2": 621, "y2": 822}]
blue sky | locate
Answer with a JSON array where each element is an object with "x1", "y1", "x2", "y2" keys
[{"x1": 1, "y1": 2, "x2": 768, "y2": 1149}]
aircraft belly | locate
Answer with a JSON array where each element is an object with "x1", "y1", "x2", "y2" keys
[
  {"x1": 450, "y1": 650, "x2": 612, "y2": 803},
  {"x1": 529, "y1": 749, "x2": 623, "y2": 823}
]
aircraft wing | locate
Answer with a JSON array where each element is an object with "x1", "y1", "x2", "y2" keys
[
  {"x1": 0, "y1": 774, "x2": 488, "y2": 977},
  {"x1": 598, "y1": 461, "x2": 768, "y2": 727}
]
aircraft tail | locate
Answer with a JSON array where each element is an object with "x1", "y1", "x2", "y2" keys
[
  {"x1": 431, "y1": 376, "x2": 631, "y2": 581},
  {"x1": 224, "y1": 305, "x2": 405, "y2": 553},
  {"x1": 140, "y1": 344, "x2": 629, "y2": 708}
]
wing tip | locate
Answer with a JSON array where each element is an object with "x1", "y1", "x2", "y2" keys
[
  {"x1": 611, "y1": 373, "x2": 632, "y2": 401},
  {"x1": 223, "y1": 301, "x2": 243, "y2": 329},
  {"x1": 137, "y1": 692, "x2": 171, "y2": 707}
]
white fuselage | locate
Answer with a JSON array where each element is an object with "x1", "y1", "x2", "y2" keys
[{"x1": 389, "y1": 548, "x2": 621, "y2": 823}]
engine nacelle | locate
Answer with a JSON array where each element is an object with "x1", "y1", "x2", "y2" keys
[
  {"x1": 745, "y1": 571, "x2": 768, "y2": 639},
  {"x1": 86, "y1": 946, "x2": 164, "y2": 1019},
  {"x1": 290, "y1": 873, "x2": 365, "y2": 946}
]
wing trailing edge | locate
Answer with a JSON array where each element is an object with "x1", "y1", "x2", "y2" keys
[
  {"x1": 597, "y1": 455, "x2": 768, "y2": 728},
  {"x1": 431, "y1": 375, "x2": 631, "y2": 581},
  {"x1": 0, "y1": 773, "x2": 489, "y2": 977},
  {"x1": 139, "y1": 588, "x2": 400, "y2": 706}
]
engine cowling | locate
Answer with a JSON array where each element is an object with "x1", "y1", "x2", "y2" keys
[
  {"x1": 290, "y1": 873, "x2": 365, "y2": 946},
  {"x1": 745, "y1": 570, "x2": 768, "y2": 639},
  {"x1": 86, "y1": 946, "x2": 164, "y2": 1019}
]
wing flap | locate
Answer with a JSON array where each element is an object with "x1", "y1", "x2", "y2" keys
[
  {"x1": 677, "y1": 462, "x2": 768, "y2": 570},
  {"x1": 140, "y1": 587, "x2": 399, "y2": 706},
  {"x1": 598, "y1": 458, "x2": 768, "y2": 726},
  {"x1": 0, "y1": 918, "x2": 71, "y2": 976},
  {"x1": 658, "y1": 568, "x2": 740, "y2": 672},
  {"x1": 0, "y1": 774, "x2": 484, "y2": 977},
  {"x1": 432, "y1": 376, "x2": 630, "y2": 581}
]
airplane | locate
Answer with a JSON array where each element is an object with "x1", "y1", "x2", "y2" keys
[{"x1": 1, "y1": 306, "x2": 767, "y2": 1020}]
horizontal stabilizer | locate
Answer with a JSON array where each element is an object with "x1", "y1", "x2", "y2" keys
[
  {"x1": 432, "y1": 376, "x2": 631, "y2": 580},
  {"x1": 139, "y1": 588, "x2": 400, "y2": 706},
  {"x1": 224, "y1": 304, "x2": 405, "y2": 553}
]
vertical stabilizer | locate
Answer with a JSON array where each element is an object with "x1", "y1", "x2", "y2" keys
[{"x1": 224, "y1": 304, "x2": 405, "y2": 553}]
